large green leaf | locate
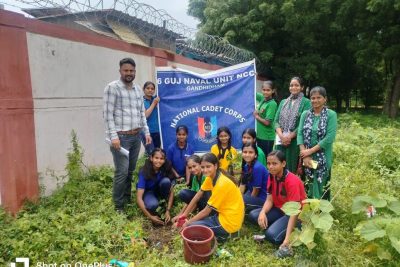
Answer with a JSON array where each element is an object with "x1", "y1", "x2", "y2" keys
[
  {"x1": 303, "y1": 198, "x2": 321, "y2": 211},
  {"x1": 281, "y1": 201, "x2": 301, "y2": 216},
  {"x1": 389, "y1": 236, "x2": 400, "y2": 254},
  {"x1": 386, "y1": 224, "x2": 400, "y2": 254},
  {"x1": 299, "y1": 208, "x2": 313, "y2": 222},
  {"x1": 289, "y1": 228, "x2": 302, "y2": 247},
  {"x1": 352, "y1": 195, "x2": 373, "y2": 214},
  {"x1": 370, "y1": 197, "x2": 387, "y2": 208},
  {"x1": 378, "y1": 193, "x2": 397, "y2": 202},
  {"x1": 360, "y1": 221, "x2": 386, "y2": 241},
  {"x1": 311, "y1": 213, "x2": 334, "y2": 232},
  {"x1": 351, "y1": 195, "x2": 387, "y2": 213},
  {"x1": 306, "y1": 241, "x2": 317, "y2": 250},
  {"x1": 299, "y1": 226, "x2": 316, "y2": 245},
  {"x1": 377, "y1": 246, "x2": 392, "y2": 260},
  {"x1": 302, "y1": 199, "x2": 320, "y2": 204},
  {"x1": 388, "y1": 200, "x2": 400, "y2": 215},
  {"x1": 319, "y1": 199, "x2": 334, "y2": 213},
  {"x1": 386, "y1": 224, "x2": 400, "y2": 239}
]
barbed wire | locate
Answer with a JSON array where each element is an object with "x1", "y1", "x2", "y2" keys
[{"x1": 11, "y1": 0, "x2": 259, "y2": 66}]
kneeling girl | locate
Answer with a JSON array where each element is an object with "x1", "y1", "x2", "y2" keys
[
  {"x1": 172, "y1": 155, "x2": 210, "y2": 222},
  {"x1": 240, "y1": 142, "x2": 269, "y2": 213},
  {"x1": 249, "y1": 150, "x2": 306, "y2": 248},
  {"x1": 136, "y1": 148, "x2": 175, "y2": 225},
  {"x1": 181, "y1": 153, "x2": 244, "y2": 241}
]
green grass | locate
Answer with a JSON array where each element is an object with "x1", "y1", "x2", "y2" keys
[{"x1": 1, "y1": 112, "x2": 399, "y2": 266}]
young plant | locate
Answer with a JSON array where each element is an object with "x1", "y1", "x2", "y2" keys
[
  {"x1": 282, "y1": 199, "x2": 335, "y2": 250},
  {"x1": 352, "y1": 194, "x2": 400, "y2": 260}
]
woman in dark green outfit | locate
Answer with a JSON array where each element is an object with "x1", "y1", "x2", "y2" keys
[
  {"x1": 274, "y1": 77, "x2": 311, "y2": 173},
  {"x1": 297, "y1": 86, "x2": 337, "y2": 200}
]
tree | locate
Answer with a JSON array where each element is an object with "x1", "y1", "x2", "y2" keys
[
  {"x1": 187, "y1": 0, "x2": 207, "y2": 26},
  {"x1": 188, "y1": 0, "x2": 400, "y2": 116},
  {"x1": 337, "y1": 0, "x2": 400, "y2": 117}
]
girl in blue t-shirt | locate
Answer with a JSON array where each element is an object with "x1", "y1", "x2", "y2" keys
[
  {"x1": 136, "y1": 148, "x2": 175, "y2": 225},
  {"x1": 140, "y1": 81, "x2": 161, "y2": 156},
  {"x1": 167, "y1": 125, "x2": 194, "y2": 185},
  {"x1": 240, "y1": 142, "x2": 269, "y2": 213}
]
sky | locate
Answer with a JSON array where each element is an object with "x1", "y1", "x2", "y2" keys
[{"x1": 0, "y1": 0, "x2": 200, "y2": 29}]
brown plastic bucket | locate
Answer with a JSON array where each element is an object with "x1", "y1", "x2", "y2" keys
[{"x1": 181, "y1": 225, "x2": 217, "y2": 264}]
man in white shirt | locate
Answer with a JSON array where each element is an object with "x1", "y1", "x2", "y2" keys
[{"x1": 103, "y1": 57, "x2": 152, "y2": 212}]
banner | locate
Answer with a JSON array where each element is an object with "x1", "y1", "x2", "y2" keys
[{"x1": 156, "y1": 60, "x2": 256, "y2": 152}]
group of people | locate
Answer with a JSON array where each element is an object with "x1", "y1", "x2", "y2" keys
[{"x1": 103, "y1": 58, "x2": 337, "y2": 251}]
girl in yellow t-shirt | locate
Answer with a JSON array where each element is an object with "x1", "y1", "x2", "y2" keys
[
  {"x1": 179, "y1": 153, "x2": 244, "y2": 242},
  {"x1": 210, "y1": 127, "x2": 238, "y2": 174}
]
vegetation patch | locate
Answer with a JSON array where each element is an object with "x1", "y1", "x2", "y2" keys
[{"x1": 1, "y1": 113, "x2": 399, "y2": 266}]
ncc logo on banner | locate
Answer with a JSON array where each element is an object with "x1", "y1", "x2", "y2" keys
[
  {"x1": 197, "y1": 116, "x2": 217, "y2": 141},
  {"x1": 156, "y1": 60, "x2": 256, "y2": 152}
]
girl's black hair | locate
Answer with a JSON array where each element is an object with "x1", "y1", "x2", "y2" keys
[
  {"x1": 176, "y1": 125, "x2": 189, "y2": 135},
  {"x1": 241, "y1": 128, "x2": 257, "y2": 172},
  {"x1": 201, "y1": 152, "x2": 219, "y2": 166},
  {"x1": 140, "y1": 148, "x2": 174, "y2": 180},
  {"x1": 187, "y1": 154, "x2": 202, "y2": 188},
  {"x1": 242, "y1": 128, "x2": 257, "y2": 143},
  {"x1": 216, "y1": 126, "x2": 232, "y2": 160},
  {"x1": 241, "y1": 142, "x2": 258, "y2": 184},
  {"x1": 201, "y1": 153, "x2": 238, "y2": 185},
  {"x1": 262, "y1": 80, "x2": 278, "y2": 99},
  {"x1": 187, "y1": 154, "x2": 201, "y2": 164},
  {"x1": 267, "y1": 150, "x2": 286, "y2": 163},
  {"x1": 241, "y1": 142, "x2": 259, "y2": 159},
  {"x1": 310, "y1": 86, "x2": 327, "y2": 98},
  {"x1": 266, "y1": 150, "x2": 288, "y2": 197},
  {"x1": 290, "y1": 76, "x2": 305, "y2": 88},
  {"x1": 143, "y1": 81, "x2": 156, "y2": 90}
]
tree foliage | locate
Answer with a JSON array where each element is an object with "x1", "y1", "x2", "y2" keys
[{"x1": 188, "y1": 0, "x2": 400, "y2": 115}]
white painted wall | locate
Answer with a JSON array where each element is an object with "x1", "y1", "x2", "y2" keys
[{"x1": 27, "y1": 33, "x2": 154, "y2": 194}]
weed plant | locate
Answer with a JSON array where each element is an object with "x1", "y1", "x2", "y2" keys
[{"x1": 1, "y1": 113, "x2": 399, "y2": 266}]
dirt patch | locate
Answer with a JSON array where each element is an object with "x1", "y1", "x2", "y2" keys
[{"x1": 142, "y1": 223, "x2": 178, "y2": 250}]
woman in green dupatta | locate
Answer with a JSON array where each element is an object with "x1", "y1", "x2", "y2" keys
[
  {"x1": 298, "y1": 86, "x2": 337, "y2": 200},
  {"x1": 274, "y1": 77, "x2": 311, "y2": 173}
]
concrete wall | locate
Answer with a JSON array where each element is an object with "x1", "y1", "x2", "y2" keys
[{"x1": 27, "y1": 33, "x2": 155, "y2": 194}]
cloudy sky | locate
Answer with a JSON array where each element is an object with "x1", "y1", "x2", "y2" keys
[{"x1": 0, "y1": 0, "x2": 200, "y2": 29}]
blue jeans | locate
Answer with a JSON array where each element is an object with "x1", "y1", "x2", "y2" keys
[
  {"x1": 142, "y1": 177, "x2": 171, "y2": 213},
  {"x1": 140, "y1": 131, "x2": 161, "y2": 156},
  {"x1": 189, "y1": 214, "x2": 230, "y2": 242},
  {"x1": 257, "y1": 138, "x2": 274, "y2": 157},
  {"x1": 110, "y1": 133, "x2": 141, "y2": 209},
  {"x1": 243, "y1": 191, "x2": 265, "y2": 213},
  {"x1": 179, "y1": 189, "x2": 210, "y2": 210},
  {"x1": 249, "y1": 207, "x2": 301, "y2": 245}
]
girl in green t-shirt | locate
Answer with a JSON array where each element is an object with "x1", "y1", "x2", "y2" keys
[
  {"x1": 172, "y1": 155, "x2": 209, "y2": 223},
  {"x1": 241, "y1": 128, "x2": 267, "y2": 167},
  {"x1": 253, "y1": 81, "x2": 278, "y2": 156}
]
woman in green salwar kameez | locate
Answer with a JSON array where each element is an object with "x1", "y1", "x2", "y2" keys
[
  {"x1": 297, "y1": 86, "x2": 337, "y2": 200},
  {"x1": 274, "y1": 77, "x2": 311, "y2": 173}
]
